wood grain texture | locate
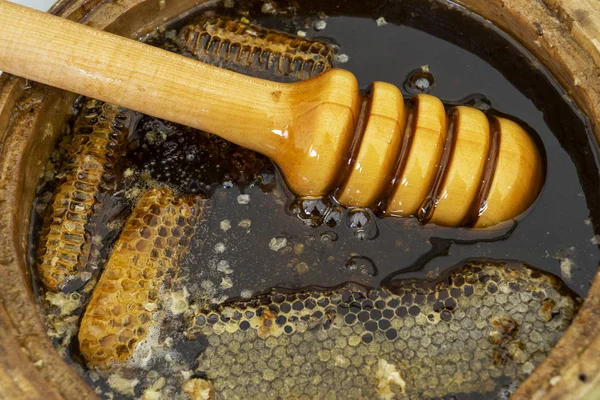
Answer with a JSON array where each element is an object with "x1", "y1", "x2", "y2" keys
[
  {"x1": 429, "y1": 106, "x2": 491, "y2": 227},
  {"x1": 0, "y1": 80, "x2": 97, "y2": 400},
  {"x1": 385, "y1": 94, "x2": 447, "y2": 218},
  {"x1": 454, "y1": 0, "x2": 600, "y2": 143},
  {"x1": 475, "y1": 117, "x2": 543, "y2": 228},
  {"x1": 337, "y1": 81, "x2": 407, "y2": 207},
  {"x1": 0, "y1": 0, "x2": 597, "y2": 398},
  {"x1": 0, "y1": 303, "x2": 62, "y2": 400},
  {"x1": 0, "y1": 0, "x2": 362, "y2": 196},
  {"x1": 541, "y1": 0, "x2": 600, "y2": 67},
  {"x1": 0, "y1": 0, "x2": 203, "y2": 398},
  {"x1": 0, "y1": 0, "x2": 542, "y2": 225}
]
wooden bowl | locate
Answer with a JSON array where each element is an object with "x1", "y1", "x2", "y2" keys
[{"x1": 0, "y1": 0, "x2": 598, "y2": 398}]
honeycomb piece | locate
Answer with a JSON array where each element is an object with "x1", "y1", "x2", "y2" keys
[
  {"x1": 79, "y1": 187, "x2": 206, "y2": 369},
  {"x1": 187, "y1": 262, "x2": 578, "y2": 399},
  {"x1": 183, "y1": 378, "x2": 214, "y2": 400},
  {"x1": 37, "y1": 99, "x2": 128, "y2": 292},
  {"x1": 179, "y1": 16, "x2": 337, "y2": 81}
]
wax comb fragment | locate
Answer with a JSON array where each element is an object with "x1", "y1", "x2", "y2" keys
[
  {"x1": 78, "y1": 187, "x2": 205, "y2": 369},
  {"x1": 37, "y1": 99, "x2": 127, "y2": 292},
  {"x1": 179, "y1": 16, "x2": 337, "y2": 81},
  {"x1": 187, "y1": 261, "x2": 577, "y2": 399}
]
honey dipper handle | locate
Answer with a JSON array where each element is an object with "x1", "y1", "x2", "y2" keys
[
  {"x1": 0, "y1": 1, "x2": 544, "y2": 227},
  {"x1": 0, "y1": 0, "x2": 362, "y2": 195}
]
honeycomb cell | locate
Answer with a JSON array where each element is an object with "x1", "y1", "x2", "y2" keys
[
  {"x1": 179, "y1": 16, "x2": 337, "y2": 81},
  {"x1": 79, "y1": 187, "x2": 206, "y2": 369},
  {"x1": 187, "y1": 261, "x2": 578, "y2": 399},
  {"x1": 37, "y1": 99, "x2": 128, "y2": 291}
]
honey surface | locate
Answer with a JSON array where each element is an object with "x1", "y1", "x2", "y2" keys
[{"x1": 29, "y1": 0, "x2": 600, "y2": 399}]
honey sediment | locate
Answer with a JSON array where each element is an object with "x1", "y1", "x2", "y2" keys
[
  {"x1": 78, "y1": 187, "x2": 205, "y2": 369},
  {"x1": 37, "y1": 99, "x2": 127, "y2": 292}
]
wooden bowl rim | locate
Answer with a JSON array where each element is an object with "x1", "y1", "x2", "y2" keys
[{"x1": 0, "y1": 0, "x2": 597, "y2": 398}]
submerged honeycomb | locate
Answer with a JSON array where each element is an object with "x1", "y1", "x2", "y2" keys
[
  {"x1": 128, "y1": 115, "x2": 275, "y2": 192},
  {"x1": 37, "y1": 99, "x2": 127, "y2": 291},
  {"x1": 79, "y1": 187, "x2": 206, "y2": 369},
  {"x1": 179, "y1": 16, "x2": 337, "y2": 81},
  {"x1": 32, "y1": 10, "x2": 586, "y2": 400},
  {"x1": 187, "y1": 262, "x2": 578, "y2": 399}
]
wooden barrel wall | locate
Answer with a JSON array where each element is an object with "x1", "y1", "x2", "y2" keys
[{"x1": 0, "y1": 0, "x2": 597, "y2": 398}]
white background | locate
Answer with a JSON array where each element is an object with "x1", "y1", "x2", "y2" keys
[{"x1": 11, "y1": 0, "x2": 54, "y2": 10}]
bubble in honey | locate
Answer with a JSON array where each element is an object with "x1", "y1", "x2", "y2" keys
[
  {"x1": 289, "y1": 196, "x2": 332, "y2": 227},
  {"x1": 403, "y1": 68, "x2": 435, "y2": 94},
  {"x1": 323, "y1": 206, "x2": 344, "y2": 227},
  {"x1": 320, "y1": 231, "x2": 339, "y2": 243},
  {"x1": 457, "y1": 93, "x2": 493, "y2": 111},
  {"x1": 347, "y1": 208, "x2": 376, "y2": 240},
  {"x1": 347, "y1": 208, "x2": 370, "y2": 228},
  {"x1": 344, "y1": 255, "x2": 377, "y2": 276},
  {"x1": 417, "y1": 197, "x2": 435, "y2": 223}
]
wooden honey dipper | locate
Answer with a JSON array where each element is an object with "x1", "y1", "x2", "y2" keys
[{"x1": 0, "y1": 0, "x2": 543, "y2": 228}]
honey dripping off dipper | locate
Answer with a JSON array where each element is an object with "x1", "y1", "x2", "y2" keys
[{"x1": 0, "y1": 4, "x2": 544, "y2": 228}]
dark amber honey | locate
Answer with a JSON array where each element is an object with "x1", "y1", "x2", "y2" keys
[{"x1": 29, "y1": 0, "x2": 599, "y2": 398}]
